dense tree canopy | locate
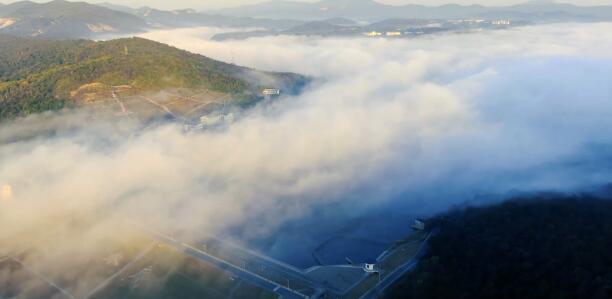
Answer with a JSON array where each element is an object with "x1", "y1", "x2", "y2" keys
[
  {"x1": 0, "y1": 35, "x2": 305, "y2": 122},
  {"x1": 387, "y1": 193, "x2": 612, "y2": 299}
]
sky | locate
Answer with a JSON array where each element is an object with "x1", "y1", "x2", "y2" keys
[{"x1": 3, "y1": 0, "x2": 612, "y2": 10}]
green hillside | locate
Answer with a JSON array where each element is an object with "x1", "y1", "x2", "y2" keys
[{"x1": 0, "y1": 35, "x2": 306, "y2": 121}]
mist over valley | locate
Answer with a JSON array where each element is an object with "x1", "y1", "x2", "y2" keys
[{"x1": 2, "y1": 1, "x2": 612, "y2": 298}]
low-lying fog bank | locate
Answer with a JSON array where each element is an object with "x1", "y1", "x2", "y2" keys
[
  {"x1": 2, "y1": 23, "x2": 612, "y2": 287},
  {"x1": 137, "y1": 23, "x2": 612, "y2": 265}
]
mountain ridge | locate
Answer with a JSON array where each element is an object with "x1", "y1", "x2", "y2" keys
[
  {"x1": 4, "y1": 0, "x2": 612, "y2": 40},
  {"x1": 0, "y1": 0, "x2": 147, "y2": 38},
  {"x1": 213, "y1": 0, "x2": 612, "y2": 22},
  {"x1": 0, "y1": 0, "x2": 303, "y2": 39},
  {"x1": 0, "y1": 34, "x2": 307, "y2": 121}
]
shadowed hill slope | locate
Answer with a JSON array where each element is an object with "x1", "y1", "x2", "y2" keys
[{"x1": 387, "y1": 193, "x2": 612, "y2": 299}]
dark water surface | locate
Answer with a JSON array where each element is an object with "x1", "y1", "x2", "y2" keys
[{"x1": 230, "y1": 198, "x2": 424, "y2": 269}]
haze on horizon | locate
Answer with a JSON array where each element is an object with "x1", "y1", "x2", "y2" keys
[{"x1": 2, "y1": 0, "x2": 612, "y2": 10}]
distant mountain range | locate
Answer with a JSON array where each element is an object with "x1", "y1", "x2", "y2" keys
[
  {"x1": 211, "y1": 17, "x2": 519, "y2": 41},
  {"x1": 3, "y1": 0, "x2": 612, "y2": 40},
  {"x1": 0, "y1": 0, "x2": 302, "y2": 39},
  {"x1": 214, "y1": 0, "x2": 612, "y2": 22},
  {"x1": 0, "y1": 0, "x2": 146, "y2": 39},
  {"x1": 96, "y1": 2, "x2": 302, "y2": 30}
]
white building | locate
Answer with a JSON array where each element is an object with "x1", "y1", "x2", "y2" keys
[
  {"x1": 365, "y1": 31, "x2": 382, "y2": 37},
  {"x1": 262, "y1": 88, "x2": 281, "y2": 96},
  {"x1": 386, "y1": 31, "x2": 402, "y2": 36},
  {"x1": 412, "y1": 219, "x2": 426, "y2": 231},
  {"x1": 492, "y1": 19, "x2": 512, "y2": 25},
  {"x1": 200, "y1": 113, "x2": 235, "y2": 127},
  {"x1": 364, "y1": 264, "x2": 378, "y2": 273}
]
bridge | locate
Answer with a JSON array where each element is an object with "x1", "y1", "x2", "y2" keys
[
  {"x1": 2, "y1": 220, "x2": 432, "y2": 299},
  {"x1": 142, "y1": 227, "x2": 332, "y2": 299},
  {"x1": 130, "y1": 217, "x2": 435, "y2": 299}
]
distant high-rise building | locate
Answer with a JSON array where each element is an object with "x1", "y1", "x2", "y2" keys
[{"x1": 492, "y1": 19, "x2": 512, "y2": 26}]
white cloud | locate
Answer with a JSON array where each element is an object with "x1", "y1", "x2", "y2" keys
[{"x1": 2, "y1": 22, "x2": 612, "y2": 293}]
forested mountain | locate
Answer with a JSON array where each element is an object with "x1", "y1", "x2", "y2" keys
[
  {"x1": 0, "y1": 0, "x2": 302, "y2": 40},
  {"x1": 387, "y1": 193, "x2": 612, "y2": 299},
  {"x1": 98, "y1": 4, "x2": 302, "y2": 30},
  {"x1": 0, "y1": 35, "x2": 306, "y2": 121},
  {"x1": 0, "y1": 0, "x2": 146, "y2": 38}
]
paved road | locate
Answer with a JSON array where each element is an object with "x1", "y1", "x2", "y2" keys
[
  {"x1": 9, "y1": 257, "x2": 77, "y2": 299},
  {"x1": 136, "y1": 224, "x2": 435, "y2": 299},
  {"x1": 111, "y1": 89, "x2": 128, "y2": 116},
  {"x1": 83, "y1": 242, "x2": 156, "y2": 299},
  {"x1": 359, "y1": 231, "x2": 435, "y2": 299},
  {"x1": 359, "y1": 260, "x2": 418, "y2": 299},
  {"x1": 203, "y1": 237, "x2": 336, "y2": 295},
  {"x1": 144, "y1": 229, "x2": 317, "y2": 299},
  {"x1": 140, "y1": 95, "x2": 180, "y2": 119}
]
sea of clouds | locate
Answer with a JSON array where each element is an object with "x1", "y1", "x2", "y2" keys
[{"x1": 2, "y1": 22, "x2": 612, "y2": 295}]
